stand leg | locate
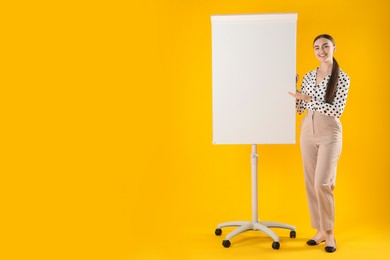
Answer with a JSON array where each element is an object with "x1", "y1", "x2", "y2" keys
[
  {"x1": 217, "y1": 221, "x2": 250, "y2": 228},
  {"x1": 224, "y1": 223, "x2": 253, "y2": 241},
  {"x1": 262, "y1": 221, "x2": 296, "y2": 231},
  {"x1": 253, "y1": 222, "x2": 279, "y2": 242}
]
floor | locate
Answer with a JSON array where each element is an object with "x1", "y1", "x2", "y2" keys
[{"x1": 128, "y1": 223, "x2": 390, "y2": 260}]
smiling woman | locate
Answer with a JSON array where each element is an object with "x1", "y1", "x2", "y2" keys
[{"x1": 289, "y1": 34, "x2": 350, "y2": 253}]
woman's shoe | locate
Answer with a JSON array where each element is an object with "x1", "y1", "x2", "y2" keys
[
  {"x1": 306, "y1": 239, "x2": 325, "y2": 246},
  {"x1": 325, "y1": 239, "x2": 336, "y2": 253}
]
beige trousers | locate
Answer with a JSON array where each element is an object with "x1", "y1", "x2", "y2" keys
[{"x1": 300, "y1": 111, "x2": 342, "y2": 231}]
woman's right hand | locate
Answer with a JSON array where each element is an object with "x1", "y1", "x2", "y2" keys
[{"x1": 288, "y1": 91, "x2": 312, "y2": 102}]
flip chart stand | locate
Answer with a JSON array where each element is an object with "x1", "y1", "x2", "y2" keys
[{"x1": 215, "y1": 144, "x2": 296, "y2": 249}]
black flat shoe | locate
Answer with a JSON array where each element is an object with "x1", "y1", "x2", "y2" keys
[
  {"x1": 306, "y1": 239, "x2": 325, "y2": 246},
  {"x1": 325, "y1": 239, "x2": 336, "y2": 253}
]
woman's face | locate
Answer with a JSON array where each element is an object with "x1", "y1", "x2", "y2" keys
[{"x1": 313, "y1": 38, "x2": 335, "y2": 63}]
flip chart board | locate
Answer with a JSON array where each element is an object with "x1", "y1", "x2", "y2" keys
[{"x1": 211, "y1": 13, "x2": 297, "y2": 144}]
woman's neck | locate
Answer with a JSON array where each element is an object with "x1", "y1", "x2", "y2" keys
[{"x1": 318, "y1": 62, "x2": 333, "y2": 75}]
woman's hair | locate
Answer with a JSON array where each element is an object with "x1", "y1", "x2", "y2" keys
[{"x1": 313, "y1": 34, "x2": 340, "y2": 103}]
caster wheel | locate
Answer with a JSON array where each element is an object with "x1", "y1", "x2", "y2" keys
[
  {"x1": 290, "y1": 230, "x2": 296, "y2": 238},
  {"x1": 222, "y1": 240, "x2": 231, "y2": 248},
  {"x1": 215, "y1": 228, "x2": 222, "y2": 236},
  {"x1": 272, "y1": 241, "x2": 280, "y2": 250}
]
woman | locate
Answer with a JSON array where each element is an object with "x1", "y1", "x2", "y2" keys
[{"x1": 289, "y1": 34, "x2": 350, "y2": 253}]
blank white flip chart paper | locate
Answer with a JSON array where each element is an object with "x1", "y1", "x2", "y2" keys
[{"x1": 211, "y1": 13, "x2": 297, "y2": 144}]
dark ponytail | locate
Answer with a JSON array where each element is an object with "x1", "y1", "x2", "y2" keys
[
  {"x1": 325, "y1": 57, "x2": 340, "y2": 103},
  {"x1": 313, "y1": 34, "x2": 340, "y2": 103}
]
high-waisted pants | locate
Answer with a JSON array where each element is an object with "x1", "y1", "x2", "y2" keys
[{"x1": 300, "y1": 111, "x2": 342, "y2": 231}]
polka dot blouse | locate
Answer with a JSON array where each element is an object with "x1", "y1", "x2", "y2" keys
[{"x1": 296, "y1": 68, "x2": 350, "y2": 118}]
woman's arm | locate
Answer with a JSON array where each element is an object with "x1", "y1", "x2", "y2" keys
[{"x1": 288, "y1": 73, "x2": 311, "y2": 115}]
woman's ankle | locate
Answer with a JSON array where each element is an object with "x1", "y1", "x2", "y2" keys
[
  {"x1": 311, "y1": 230, "x2": 325, "y2": 241},
  {"x1": 325, "y1": 230, "x2": 336, "y2": 246}
]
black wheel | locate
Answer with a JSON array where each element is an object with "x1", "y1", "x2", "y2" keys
[
  {"x1": 290, "y1": 230, "x2": 296, "y2": 238},
  {"x1": 272, "y1": 241, "x2": 280, "y2": 250},
  {"x1": 222, "y1": 240, "x2": 231, "y2": 248},
  {"x1": 215, "y1": 228, "x2": 222, "y2": 236}
]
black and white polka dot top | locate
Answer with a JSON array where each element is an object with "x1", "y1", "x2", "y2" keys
[{"x1": 296, "y1": 68, "x2": 350, "y2": 118}]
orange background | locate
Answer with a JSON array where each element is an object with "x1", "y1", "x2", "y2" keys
[{"x1": 1, "y1": 0, "x2": 389, "y2": 259}]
